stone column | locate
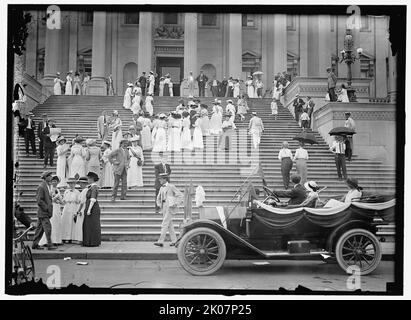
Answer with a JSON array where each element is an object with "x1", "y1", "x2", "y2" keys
[
  {"x1": 41, "y1": 16, "x2": 61, "y2": 91},
  {"x1": 307, "y1": 15, "x2": 332, "y2": 77},
  {"x1": 299, "y1": 15, "x2": 308, "y2": 77},
  {"x1": 273, "y1": 14, "x2": 287, "y2": 76},
  {"x1": 227, "y1": 13, "x2": 242, "y2": 79},
  {"x1": 184, "y1": 13, "x2": 198, "y2": 77},
  {"x1": 388, "y1": 50, "x2": 397, "y2": 103},
  {"x1": 68, "y1": 11, "x2": 79, "y2": 72},
  {"x1": 137, "y1": 12, "x2": 153, "y2": 76},
  {"x1": 88, "y1": 11, "x2": 107, "y2": 95},
  {"x1": 375, "y1": 16, "x2": 389, "y2": 98}
]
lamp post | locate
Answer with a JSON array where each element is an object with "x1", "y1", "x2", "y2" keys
[{"x1": 338, "y1": 29, "x2": 363, "y2": 102}]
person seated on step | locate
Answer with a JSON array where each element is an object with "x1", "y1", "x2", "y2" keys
[
  {"x1": 323, "y1": 177, "x2": 363, "y2": 208},
  {"x1": 287, "y1": 180, "x2": 322, "y2": 208},
  {"x1": 269, "y1": 174, "x2": 307, "y2": 207}
]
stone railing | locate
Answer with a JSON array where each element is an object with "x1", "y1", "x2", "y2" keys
[
  {"x1": 313, "y1": 102, "x2": 396, "y2": 165},
  {"x1": 20, "y1": 73, "x2": 52, "y2": 115}
]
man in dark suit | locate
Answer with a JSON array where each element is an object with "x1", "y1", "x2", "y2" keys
[
  {"x1": 108, "y1": 139, "x2": 131, "y2": 201},
  {"x1": 43, "y1": 119, "x2": 56, "y2": 168},
  {"x1": 32, "y1": 171, "x2": 57, "y2": 250},
  {"x1": 292, "y1": 94, "x2": 305, "y2": 124},
  {"x1": 196, "y1": 70, "x2": 208, "y2": 97},
  {"x1": 273, "y1": 174, "x2": 307, "y2": 205},
  {"x1": 37, "y1": 113, "x2": 48, "y2": 159},
  {"x1": 219, "y1": 77, "x2": 228, "y2": 97},
  {"x1": 327, "y1": 67, "x2": 338, "y2": 102},
  {"x1": 154, "y1": 152, "x2": 172, "y2": 212},
  {"x1": 138, "y1": 72, "x2": 147, "y2": 96},
  {"x1": 22, "y1": 112, "x2": 36, "y2": 156}
]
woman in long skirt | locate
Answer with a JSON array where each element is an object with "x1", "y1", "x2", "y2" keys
[
  {"x1": 123, "y1": 83, "x2": 133, "y2": 109},
  {"x1": 73, "y1": 72, "x2": 82, "y2": 95},
  {"x1": 278, "y1": 141, "x2": 293, "y2": 189},
  {"x1": 163, "y1": 76, "x2": 170, "y2": 96},
  {"x1": 131, "y1": 89, "x2": 142, "y2": 115},
  {"x1": 140, "y1": 112, "x2": 153, "y2": 150},
  {"x1": 152, "y1": 115, "x2": 167, "y2": 152},
  {"x1": 293, "y1": 141, "x2": 309, "y2": 184},
  {"x1": 101, "y1": 141, "x2": 114, "y2": 188},
  {"x1": 72, "y1": 177, "x2": 89, "y2": 243},
  {"x1": 199, "y1": 106, "x2": 210, "y2": 136},
  {"x1": 271, "y1": 98, "x2": 278, "y2": 120},
  {"x1": 127, "y1": 137, "x2": 144, "y2": 188},
  {"x1": 246, "y1": 76, "x2": 254, "y2": 98},
  {"x1": 82, "y1": 73, "x2": 90, "y2": 95},
  {"x1": 65, "y1": 71, "x2": 73, "y2": 95},
  {"x1": 85, "y1": 139, "x2": 101, "y2": 178},
  {"x1": 145, "y1": 93, "x2": 154, "y2": 116},
  {"x1": 167, "y1": 112, "x2": 182, "y2": 152},
  {"x1": 233, "y1": 79, "x2": 240, "y2": 98},
  {"x1": 209, "y1": 102, "x2": 223, "y2": 135},
  {"x1": 181, "y1": 111, "x2": 193, "y2": 150},
  {"x1": 237, "y1": 96, "x2": 248, "y2": 122},
  {"x1": 68, "y1": 137, "x2": 86, "y2": 178},
  {"x1": 110, "y1": 110, "x2": 123, "y2": 150},
  {"x1": 56, "y1": 136, "x2": 70, "y2": 188},
  {"x1": 82, "y1": 172, "x2": 101, "y2": 247},
  {"x1": 159, "y1": 77, "x2": 165, "y2": 97},
  {"x1": 39, "y1": 176, "x2": 63, "y2": 246},
  {"x1": 60, "y1": 178, "x2": 80, "y2": 243},
  {"x1": 192, "y1": 115, "x2": 204, "y2": 149},
  {"x1": 53, "y1": 73, "x2": 64, "y2": 95}
]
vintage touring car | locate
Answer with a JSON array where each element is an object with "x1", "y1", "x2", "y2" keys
[{"x1": 176, "y1": 185, "x2": 395, "y2": 276}]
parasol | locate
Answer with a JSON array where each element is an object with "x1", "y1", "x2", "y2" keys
[
  {"x1": 329, "y1": 127, "x2": 356, "y2": 136},
  {"x1": 252, "y1": 71, "x2": 264, "y2": 76},
  {"x1": 292, "y1": 131, "x2": 318, "y2": 145}
]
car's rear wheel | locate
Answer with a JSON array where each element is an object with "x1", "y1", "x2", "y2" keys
[
  {"x1": 177, "y1": 227, "x2": 226, "y2": 276},
  {"x1": 335, "y1": 228, "x2": 382, "y2": 275}
]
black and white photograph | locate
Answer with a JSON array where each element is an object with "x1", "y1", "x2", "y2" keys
[{"x1": 3, "y1": 0, "x2": 407, "y2": 301}]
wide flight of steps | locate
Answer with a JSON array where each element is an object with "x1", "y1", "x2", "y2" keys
[{"x1": 15, "y1": 95, "x2": 396, "y2": 242}]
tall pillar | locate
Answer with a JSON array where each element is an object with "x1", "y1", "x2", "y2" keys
[
  {"x1": 273, "y1": 14, "x2": 287, "y2": 76},
  {"x1": 299, "y1": 15, "x2": 309, "y2": 77},
  {"x1": 184, "y1": 13, "x2": 198, "y2": 77},
  {"x1": 138, "y1": 12, "x2": 153, "y2": 76},
  {"x1": 88, "y1": 11, "x2": 107, "y2": 95},
  {"x1": 307, "y1": 15, "x2": 332, "y2": 77},
  {"x1": 68, "y1": 11, "x2": 79, "y2": 72},
  {"x1": 375, "y1": 16, "x2": 389, "y2": 98},
  {"x1": 41, "y1": 15, "x2": 61, "y2": 91},
  {"x1": 388, "y1": 50, "x2": 397, "y2": 103},
  {"x1": 227, "y1": 14, "x2": 242, "y2": 79}
]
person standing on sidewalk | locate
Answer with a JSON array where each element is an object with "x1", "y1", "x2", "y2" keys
[
  {"x1": 32, "y1": 171, "x2": 57, "y2": 250},
  {"x1": 154, "y1": 173, "x2": 183, "y2": 247},
  {"x1": 108, "y1": 139, "x2": 130, "y2": 201},
  {"x1": 330, "y1": 135, "x2": 347, "y2": 180}
]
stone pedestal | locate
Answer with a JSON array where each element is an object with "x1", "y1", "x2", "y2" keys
[{"x1": 89, "y1": 11, "x2": 107, "y2": 95}]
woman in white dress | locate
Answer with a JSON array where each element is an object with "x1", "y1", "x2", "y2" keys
[
  {"x1": 199, "y1": 105, "x2": 210, "y2": 136},
  {"x1": 73, "y1": 72, "x2": 82, "y2": 95},
  {"x1": 271, "y1": 98, "x2": 278, "y2": 120},
  {"x1": 293, "y1": 141, "x2": 309, "y2": 184},
  {"x1": 131, "y1": 88, "x2": 142, "y2": 115},
  {"x1": 140, "y1": 112, "x2": 153, "y2": 151},
  {"x1": 82, "y1": 73, "x2": 90, "y2": 95},
  {"x1": 60, "y1": 178, "x2": 80, "y2": 243},
  {"x1": 255, "y1": 79, "x2": 264, "y2": 98},
  {"x1": 53, "y1": 72, "x2": 64, "y2": 95},
  {"x1": 167, "y1": 112, "x2": 182, "y2": 152},
  {"x1": 209, "y1": 101, "x2": 223, "y2": 135},
  {"x1": 159, "y1": 77, "x2": 165, "y2": 97},
  {"x1": 85, "y1": 139, "x2": 101, "y2": 178},
  {"x1": 56, "y1": 136, "x2": 70, "y2": 188},
  {"x1": 152, "y1": 114, "x2": 168, "y2": 152},
  {"x1": 192, "y1": 114, "x2": 204, "y2": 149},
  {"x1": 225, "y1": 100, "x2": 236, "y2": 123},
  {"x1": 181, "y1": 111, "x2": 193, "y2": 150},
  {"x1": 337, "y1": 84, "x2": 350, "y2": 102},
  {"x1": 123, "y1": 83, "x2": 133, "y2": 109},
  {"x1": 233, "y1": 79, "x2": 240, "y2": 98},
  {"x1": 101, "y1": 141, "x2": 114, "y2": 188},
  {"x1": 324, "y1": 177, "x2": 363, "y2": 208},
  {"x1": 68, "y1": 137, "x2": 86, "y2": 178},
  {"x1": 109, "y1": 110, "x2": 123, "y2": 150},
  {"x1": 127, "y1": 136, "x2": 144, "y2": 188},
  {"x1": 246, "y1": 76, "x2": 254, "y2": 98},
  {"x1": 145, "y1": 93, "x2": 154, "y2": 116},
  {"x1": 39, "y1": 176, "x2": 63, "y2": 246},
  {"x1": 65, "y1": 71, "x2": 73, "y2": 95},
  {"x1": 237, "y1": 95, "x2": 248, "y2": 122},
  {"x1": 72, "y1": 177, "x2": 88, "y2": 243}
]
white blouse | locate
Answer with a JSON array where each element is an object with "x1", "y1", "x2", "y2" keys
[
  {"x1": 278, "y1": 148, "x2": 293, "y2": 160},
  {"x1": 294, "y1": 148, "x2": 309, "y2": 160}
]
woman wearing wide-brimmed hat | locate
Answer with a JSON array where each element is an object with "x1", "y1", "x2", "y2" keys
[
  {"x1": 85, "y1": 139, "x2": 101, "y2": 182},
  {"x1": 130, "y1": 85, "x2": 142, "y2": 115},
  {"x1": 68, "y1": 136, "x2": 87, "y2": 178},
  {"x1": 123, "y1": 83, "x2": 133, "y2": 109},
  {"x1": 127, "y1": 136, "x2": 144, "y2": 189},
  {"x1": 246, "y1": 75, "x2": 254, "y2": 98},
  {"x1": 109, "y1": 110, "x2": 123, "y2": 150},
  {"x1": 144, "y1": 92, "x2": 154, "y2": 116},
  {"x1": 181, "y1": 111, "x2": 193, "y2": 150},
  {"x1": 65, "y1": 70, "x2": 73, "y2": 95},
  {"x1": 101, "y1": 141, "x2": 114, "y2": 188},
  {"x1": 199, "y1": 104, "x2": 210, "y2": 137},
  {"x1": 82, "y1": 172, "x2": 101, "y2": 247},
  {"x1": 140, "y1": 112, "x2": 153, "y2": 151},
  {"x1": 209, "y1": 100, "x2": 223, "y2": 135},
  {"x1": 192, "y1": 113, "x2": 204, "y2": 149},
  {"x1": 324, "y1": 177, "x2": 364, "y2": 208},
  {"x1": 56, "y1": 136, "x2": 70, "y2": 188},
  {"x1": 167, "y1": 112, "x2": 182, "y2": 152},
  {"x1": 152, "y1": 113, "x2": 168, "y2": 152},
  {"x1": 53, "y1": 72, "x2": 64, "y2": 95},
  {"x1": 61, "y1": 177, "x2": 80, "y2": 243}
]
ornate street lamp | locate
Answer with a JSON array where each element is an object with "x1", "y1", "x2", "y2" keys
[{"x1": 337, "y1": 29, "x2": 363, "y2": 102}]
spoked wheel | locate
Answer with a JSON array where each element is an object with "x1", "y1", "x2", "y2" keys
[
  {"x1": 335, "y1": 228, "x2": 382, "y2": 276},
  {"x1": 177, "y1": 227, "x2": 226, "y2": 276},
  {"x1": 21, "y1": 245, "x2": 35, "y2": 282}
]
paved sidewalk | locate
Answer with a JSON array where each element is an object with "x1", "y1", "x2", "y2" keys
[{"x1": 29, "y1": 241, "x2": 177, "y2": 260}]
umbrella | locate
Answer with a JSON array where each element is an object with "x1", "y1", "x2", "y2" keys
[
  {"x1": 252, "y1": 71, "x2": 264, "y2": 76},
  {"x1": 329, "y1": 127, "x2": 356, "y2": 136},
  {"x1": 292, "y1": 131, "x2": 318, "y2": 145}
]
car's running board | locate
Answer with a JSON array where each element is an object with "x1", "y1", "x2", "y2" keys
[{"x1": 262, "y1": 250, "x2": 330, "y2": 258}]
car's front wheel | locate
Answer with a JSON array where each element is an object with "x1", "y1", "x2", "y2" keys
[
  {"x1": 177, "y1": 227, "x2": 226, "y2": 276},
  {"x1": 335, "y1": 228, "x2": 382, "y2": 276}
]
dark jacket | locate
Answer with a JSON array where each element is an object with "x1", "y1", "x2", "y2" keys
[
  {"x1": 154, "y1": 163, "x2": 171, "y2": 189},
  {"x1": 36, "y1": 181, "x2": 53, "y2": 218},
  {"x1": 21, "y1": 118, "x2": 36, "y2": 131},
  {"x1": 37, "y1": 121, "x2": 47, "y2": 140},
  {"x1": 42, "y1": 125, "x2": 55, "y2": 148},
  {"x1": 196, "y1": 74, "x2": 208, "y2": 86},
  {"x1": 274, "y1": 184, "x2": 307, "y2": 205}
]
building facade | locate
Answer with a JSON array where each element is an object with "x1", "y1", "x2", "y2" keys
[{"x1": 24, "y1": 11, "x2": 395, "y2": 98}]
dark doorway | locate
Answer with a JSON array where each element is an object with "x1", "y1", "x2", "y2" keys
[{"x1": 156, "y1": 57, "x2": 184, "y2": 96}]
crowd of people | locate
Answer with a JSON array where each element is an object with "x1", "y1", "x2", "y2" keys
[{"x1": 53, "y1": 71, "x2": 115, "y2": 96}]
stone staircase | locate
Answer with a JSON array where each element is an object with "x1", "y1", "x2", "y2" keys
[{"x1": 14, "y1": 95, "x2": 396, "y2": 241}]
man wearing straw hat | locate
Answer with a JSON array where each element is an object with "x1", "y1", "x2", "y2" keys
[
  {"x1": 32, "y1": 171, "x2": 57, "y2": 250},
  {"x1": 107, "y1": 139, "x2": 130, "y2": 201},
  {"x1": 154, "y1": 172, "x2": 183, "y2": 247}
]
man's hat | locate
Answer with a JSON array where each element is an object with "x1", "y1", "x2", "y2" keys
[
  {"x1": 40, "y1": 171, "x2": 53, "y2": 179},
  {"x1": 57, "y1": 136, "x2": 67, "y2": 144},
  {"x1": 51, "y1": 175, "x2": 60, "y2": 183},
  {"x1": 304, "y1": 181, "x2": 320, "y2": 192},
  {"x1": 86, "y1": 171, "x2": 99, "y2": 181},
  {"x1": 227, "y1": 99, "x2": 233, "y2": 104},
  {"x1": 78, "y1": 176, "x2": 88, "y2": 183},
  {"x1": 66, "y1": 177, "x2": 78, "y2": 184},
  {"x1": 252, "y1": 112, "x2": 257, "y2": 116},
  {"x1": 344, "y1": 112, "x2": 351, "y2": 116},
  {"x1": 129, "y1": 136, "x2": 140, "y2": 142},
  {"x1": 73, "y1": 136, "x2": 85, "y2": 144},
  {"x1": 120, "y1": 139, "x2": 130, "y2": 145},
  {"x1": 346, "y1": 177, "x2": 363, "y2": 190},
  {"x1": 102, "y1": 140, "x2": 111, "y2": 146}
]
